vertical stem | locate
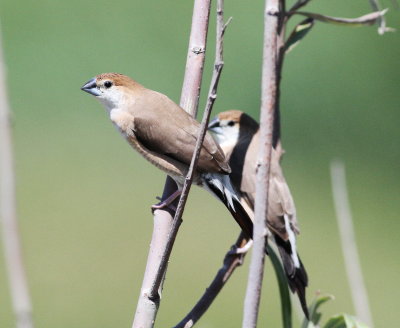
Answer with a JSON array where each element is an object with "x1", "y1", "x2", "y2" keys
[
  {"x1": 330, "y1": 161, "x2": 374, "y2": 327},
  {"x1": 149, "y1": 0, "x2": 227, "y2": 301},
  {"x1": 242, "y1": 0, "x2": 279, "y2": 327},
  {"x1": 180, "y1": 0, "x2": 212, "y2": 117},
  {"x1": 131, "y1": 1, "x2": 211, "y2": 327},
  {"x1": 0, "y1": 25, "x2": 34, "y2": 328},
  {"x1": 273, "y1": 9, "x2": 286, "y2": 148}
]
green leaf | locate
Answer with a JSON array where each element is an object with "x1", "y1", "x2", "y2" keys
[
  {"x1": 323, "y1": 313, "x2": 369, "y2": 328},
  {"x1": 294, "y1": 9, "x2": 388, "y2": 27},
  {"x1": 285, "y1": 18, "x2": 314, "y2": 54},
  {"x1": 301, "y1": 293, "x2": 334, "y2": 328},
  {"x1": 267, "y1": 244, "x2": 292, "y2": 328}
]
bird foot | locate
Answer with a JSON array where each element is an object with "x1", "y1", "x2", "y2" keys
[
  {"x1": 229, "y1": 240, "x2": 253, "y2": 255},
  {"x1": 151, "y1": 190, "x2": 182, "y2": 213}
]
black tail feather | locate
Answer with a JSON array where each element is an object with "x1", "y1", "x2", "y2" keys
[
  {"x1": 203, "y1": 174, "x2": 309, "y2": 319},
  {"x1": 204, "y1": 176, "x2": 254, "y2": 238},
  {"x1": 275, "y1": 234, "x2": 309, "y2": 319}
]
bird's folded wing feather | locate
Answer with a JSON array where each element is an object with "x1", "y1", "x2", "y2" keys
[
  {"x1": 236, "y1": 134, "x2": 299, "y2": 239},
  {"x1": 132, "y1": 90, "x2": 230, "y2": 174},
  {"x1": 240, "y1": 131, "x2": 258, "y2": 195}
]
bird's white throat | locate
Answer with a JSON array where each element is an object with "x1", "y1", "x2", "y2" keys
[
  {"x1": 210, "y1": 126, "x2": 240, "y2": 153},
  {"x1": 97, "y1": 88, "x2": 134, "y2": 115}
]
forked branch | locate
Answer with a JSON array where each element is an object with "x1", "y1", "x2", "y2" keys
[{"x1": 330, "y1": 161, "x2": 374, "y2": 327}]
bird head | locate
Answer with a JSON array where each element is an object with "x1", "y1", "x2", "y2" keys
[
  {"x1": 208, "y1": 110, "x2": 242, "y2": 144},
  {"x1": 81, "y1": 73, "x2": 141, "y2": 110},
  {"x1": 208, "y1": 110, "x2": 258, "y2": 146}
]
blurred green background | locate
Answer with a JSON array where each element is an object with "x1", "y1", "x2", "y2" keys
[{"x1": 0, "y1": 0, "x2": 399, "y2": 327}]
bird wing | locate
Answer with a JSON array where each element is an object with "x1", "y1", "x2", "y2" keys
[
  {"x1": 269, "y1": 142, "x2": 299, "y2": 233},
  {"x1": 132, "y1": 90, "x2": 230, "y2": 174},
  {"x1": 239, "y1": 131, "x2": 258, "y2": 196},
  {"x1": 230, "y1": 132, "x2": 298, "y2": 239}
]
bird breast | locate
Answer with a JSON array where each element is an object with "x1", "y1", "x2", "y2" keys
[{"x1": 110, "y1": 108, "x2": 135, "y2": 135}]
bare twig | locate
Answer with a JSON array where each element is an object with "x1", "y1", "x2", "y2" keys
[
  {"x1": 174, "y1": 233, "x2": 250, "y2": 328},
  {"x1": 149, "y1": 0, "x2": 229, "y2": 299},
  {"x1": 0, "y1": 25, "x2": 34, "y2": 328},
  {"x1": 174, "y1": 242, "x2": 293, "y2": 328},
  {"x1": 330, "y1": 161, "x2": 374, "y2": 327},
  {"x1": 293, "y1": 9, "x2": 389, "y2": 27},
  {"x1": 131, "y1": 1, "x2": 211, "y2": 327},
  {"x1": 289, "y1": 0, "x2": 312, "y2": 13},
  {"x1": 242, "y1": 0, "x2": 279, "y2": 327},
  {"x1": 174, "y1": 1, "x2": 291, "y2": 325},
  {"x1": 180, "y1": 0, "x2": 212, "y2": 118},
  {"x1": 368, "y1": 0, "x2": 391, "y2": 34}
]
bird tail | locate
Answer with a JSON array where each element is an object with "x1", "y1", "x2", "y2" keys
[
  {"x1": 273, "y1": 230, "x2": 309, "y2": 319},
  {"x1": 202, "y1": 173, "x2": 254, "y2": 238},
  {"x1": 203, "y1": 173, "x2": 309, "y2": 318}
]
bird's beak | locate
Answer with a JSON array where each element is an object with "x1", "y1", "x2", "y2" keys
[
  {"x1": 208, "y1": 117, "x2": 220, "y2": 129},
  {"x1": 208, "y1": 118, "x2": 223, "y2": 135},
  {"x1": 81, "y1": 78, "x2": 101, "y2": 96}
]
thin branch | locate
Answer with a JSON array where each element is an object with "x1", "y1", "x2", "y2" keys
[
  {"x1": 330, "y1": 161, "x2": 374, "y2": 328},
  {"x1": 180, "y1": 0, "x2": 212, "y2": 118},
  {"x1": 368, "y1": 0, "x2": 390, "y2": 34},
  {"x1": 274, "y1": 0, "x2": 287, "y2": 149},
  {"x1": 149, "y1": 0, "x2": 229, "y2": 299},
  {"x1": 173, "y1": 5, "x2": 291, "y2": 322},
  {"x1": 0, "y1": 24, "x2": 34, "y2": 328},
  {"x1": 293, "y1": 9, "x2": 389, "y2": 27},
  {"x1": 289, "y1": 0, "x2": 312, "y2": 13},
  {"x1": 174, "y1": 233, "x2": 250, "y2": 328},
  {"x1": 174, "y1": 243, "x2": 292, "y2": 328},
  {"x1": 242, "y1": 0, "x2": 279, "y2": 326},
  {"x1": 131, "y1": 1, "x2": 211, "y2": 327}
]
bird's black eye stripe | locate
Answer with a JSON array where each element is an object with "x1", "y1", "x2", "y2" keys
[
  {"x1": 104, "y1": 81, "x2": 113, "y2": 89},
  {"x1": 227, "y1": 121, "x2": 235, "y2": 127}
]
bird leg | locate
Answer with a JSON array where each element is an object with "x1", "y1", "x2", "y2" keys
[{"x1": 151, "y1": 190, "x2": 182, "y2": 213}]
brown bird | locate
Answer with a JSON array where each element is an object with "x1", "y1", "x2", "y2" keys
[
  {"x1": 208, "y1": 110, "x2": 309, "y2": 318},
  {"x1": 80, "y1": 73, "x2": 252, "y2": 236}
]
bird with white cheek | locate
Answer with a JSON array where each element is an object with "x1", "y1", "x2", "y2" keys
[
  {"x1": 209, "y1": 110, "x2": 309, "y2": 318},
  {"x1": 81, "y1": 73, "x2": 253, "y2": 237}
]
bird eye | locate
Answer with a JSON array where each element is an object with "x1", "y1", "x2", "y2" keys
[
  {"x1": 104, "y1": 81, "x2": 113, "y2": 89},
  {"x1": 227, "y1": 121, "x2": 235, "y2": 127}
]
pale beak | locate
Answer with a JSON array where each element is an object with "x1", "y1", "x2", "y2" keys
[
  {"x1": 81, "y1": 78, "x2": 101, "y2": 96},
  {"x1": 208, "y1": 117, "x2": 220, "y2": 129},
  {"x1": 208, "y1": 118, "x2": 223, "y2": 135}
]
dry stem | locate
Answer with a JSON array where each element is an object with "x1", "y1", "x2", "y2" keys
[
  {"x1": 330, "y1": 161, "x2": 374, "y2": 327},
  {"x1": 368, "y1": 0, "x2": 388, "y2": 34},
  {"x1": 242, "y1": 0, "x2": 279, "y2": 326},
  {"x1": 131, "y1": 1, "x2": 211, "y2": 327},
  {"x1": 0, "y1": 24, "x2": 34, "y2": 328},
  {"x1": 149, "y1": 0, "x2": 230, "y2": 300},
  {"x1": 289, "y1": 0, "x2": 311, "y2": 12}
]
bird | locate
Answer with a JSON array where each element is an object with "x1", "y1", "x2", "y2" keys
[
  {"x1": 208, "y1": 109, "x2": 309, "y2": 318},
  {"x1": 80, "y1": 73, "x2": 253, "y2": 237}
]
